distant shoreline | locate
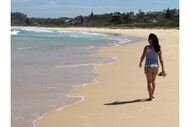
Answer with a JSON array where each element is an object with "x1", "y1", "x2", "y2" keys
[
  {"x1": 11, "y1": 26, "x2": 125, "y2": 37},
  {"x1": 11, "y1": 26, "x2": 178, "y2": 39},
  {"x1": 11, "y1": 25, "x2": 179, "y2": 30}
]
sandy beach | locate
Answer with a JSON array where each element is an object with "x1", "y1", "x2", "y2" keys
[{"x1": 12, "y1": 26, "x2": 179, "y2": 127}]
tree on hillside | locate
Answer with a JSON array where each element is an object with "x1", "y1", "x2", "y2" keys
[
  {"x1": 90, "y1": 11, "x2": 94, "y2": 21},
  {"x1": 123, "y1": 12, "x2": 135, "y2": 23},
  {"x1": 136, "y1": 9, "x2": 146, "y2": 23},
  {"x1": 112, "y1": 12, "x2": 124, "y2": 24},
  {"x1": 75, "y1": 15, "x2": 84, "y2": 24},
  {"x1": 25, "y1": 18, "x2": 31, "y2": 25},
  {"x1": 11, "y1": 12, "x2": 27, "y2": 25},
  {"x1": 11, "y1": 8, "x2": 179, "y2": 27},
  {"x1": 165, "y1": 8, "x2": 173, "y2": 19}
]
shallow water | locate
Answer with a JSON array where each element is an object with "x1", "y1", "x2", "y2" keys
[{"x1": 11, "y1": 28, "x2": 144, "y2": 127}]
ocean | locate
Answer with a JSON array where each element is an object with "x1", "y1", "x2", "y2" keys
[{"x1": 11, "y1": 28, "x2": 143, "y2": 127}]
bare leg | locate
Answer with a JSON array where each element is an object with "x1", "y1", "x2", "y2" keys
[
  {"x1": 147, "y1": 83, "x2": 153, "y2": 100},
  {"x1": 152, "y1": 73, "x2": 157, "y2": 99},
  {"x1": 146, "y1": 73, "x2": 153, "y2": 100}
]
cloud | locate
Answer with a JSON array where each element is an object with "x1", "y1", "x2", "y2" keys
[
  {"x1": 152, "y1": 0, "x2": 167, "y2": 3},
  {"x1": 12, "y1": 0, "x2": 31, "y2": 3},
  {"x1": 49, "y1": 1, "x2": 57, "y2": 4},
  {"x1": 97, "y1": 6, "x2": 119, "y2": 9},
  {"x1": 43, "y1": 4, "x2": 118, "y2": 9}
]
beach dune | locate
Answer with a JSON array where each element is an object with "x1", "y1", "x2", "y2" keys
[{"x1": 18, "y1": 27, "x2": 179, "y2": 127}]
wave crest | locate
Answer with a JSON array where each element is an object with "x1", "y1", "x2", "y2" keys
[{"x1": 11, "y1": 30, "x2": 20, "y2": 35}]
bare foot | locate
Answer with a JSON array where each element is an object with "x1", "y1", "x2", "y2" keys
[
  {"x1": 152, "y1": 96, "x2": 155, "y2": 99},
  {"x1": 146, "y1": 98, "x2": 152, "y2": 101}
]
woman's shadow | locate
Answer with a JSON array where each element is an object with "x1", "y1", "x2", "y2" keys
[{"x1": 104, "y1": 98, "x2": 149, "y2": 105}]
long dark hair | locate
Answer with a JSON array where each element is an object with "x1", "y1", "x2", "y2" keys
[{"x1": 148, "y1": 33, "x2": 160, "y2": 53}]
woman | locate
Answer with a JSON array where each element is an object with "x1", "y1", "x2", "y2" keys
[{"x1": 139, "y1": 33, "x2": 165, "y2": 101}]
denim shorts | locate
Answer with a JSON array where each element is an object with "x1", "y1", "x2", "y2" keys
[{"x1": 144, "y1": 66, "x2": 159, "y2": 74}]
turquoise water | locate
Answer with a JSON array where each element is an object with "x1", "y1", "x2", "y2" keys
[
  {"x1": 11, "y1": 28, "x2": 125, "y2": 51},
  {"x1": 11, "y1": 28, "x2": 143, "y2": 127}
]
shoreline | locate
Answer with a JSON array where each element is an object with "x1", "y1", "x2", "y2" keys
[
  {"x1": 32, "y1": 54, "x2": 120, "y2": 127},
  {"x1": 11, "y1": 26, "x2": 125, "y2": 38},
  {"x1": 11, "y1": 26, "x2": 178, "y2": 37},
  {"x1": 11, "y1": 26, "x2": 179, "y2": 127},
  {"x1": 12, "y1": 26, "x2": 140, "y2": 127},
  {"x1": 32, "y1": 59, "x2": 119, "y2": 127}
]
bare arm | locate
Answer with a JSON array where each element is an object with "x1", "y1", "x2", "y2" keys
[
  {"x1": 159, "y1": 49, "x2": 165, "y2": 73},
  {"x1": 139, "y1": 46, "x2": 147, "y2": 68}
]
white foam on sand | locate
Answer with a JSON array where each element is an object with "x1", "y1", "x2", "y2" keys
[
  {"x1": 22, "y1": 29, "x2": 55, "y2": 33},
  {"x1": 55, "y1": 63, "x2": 94, "y2": 68},
  {"x1": 17, "y1": 47, "x2": 31, "y2": 50},
  {"x1": 33, "y1": 55, "x2": 120, "y2": 127}
]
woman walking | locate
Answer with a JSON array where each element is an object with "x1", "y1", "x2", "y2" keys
[{"x1": 139, "y1": 33, "x2": 165, "y2": 101}]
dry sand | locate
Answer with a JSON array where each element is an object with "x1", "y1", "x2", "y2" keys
[{"x1": 12, "y1": 26, "x2": 179, "y2": 127}]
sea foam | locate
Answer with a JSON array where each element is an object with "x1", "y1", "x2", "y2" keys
[{"x1": 11, "y1": 30, "x2": 20, "y2": 35}]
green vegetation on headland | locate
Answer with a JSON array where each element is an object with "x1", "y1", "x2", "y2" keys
[{"x1": 11, "y1": 8, "x2": 179, "y2": 29}]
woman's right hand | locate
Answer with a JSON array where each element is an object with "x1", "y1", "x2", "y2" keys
[{"x1": 162, "y1": 68, "x2": 165, "y2": 74}]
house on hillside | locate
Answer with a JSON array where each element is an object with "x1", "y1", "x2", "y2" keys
[
  {"x1": 63, "y1": 19, "x2": 71, "y2": 25},
  {"x1": 63, "y1": 18, "x2": 81, "y2": 25},
  {"x1": 71, "y1": 20, "x2": 81, "y2": 25},
  {"x1": 150, "y1": 18, "x2": 158, "y2": 23}
]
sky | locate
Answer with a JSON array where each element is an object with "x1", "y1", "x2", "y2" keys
[{"x1": 11, "y1": 0, "x2": 179, "y2": 18}]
